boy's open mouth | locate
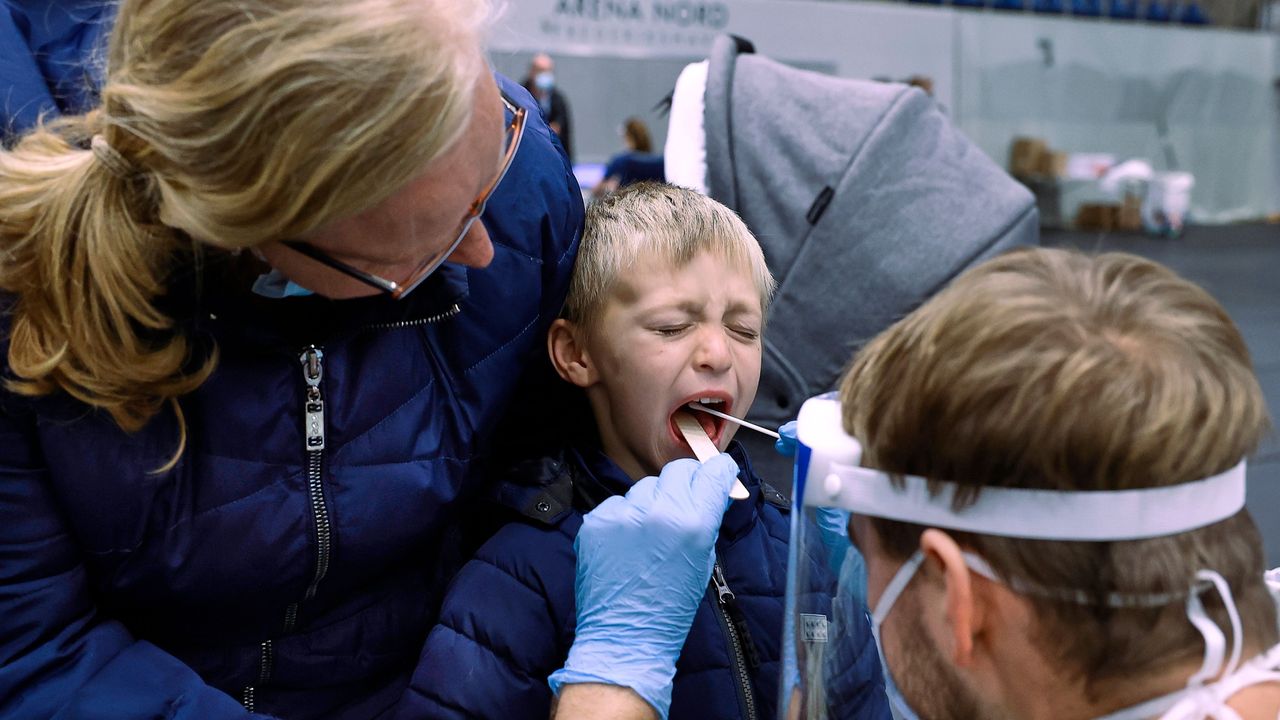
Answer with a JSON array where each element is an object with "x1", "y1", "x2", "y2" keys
[{"x1": 669, "y1": 394, "x2": 732, "y2": 449}]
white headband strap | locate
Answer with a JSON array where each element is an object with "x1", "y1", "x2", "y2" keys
[{"x1": 807, "y1": 460, "x2": 1247, "y2": 541}]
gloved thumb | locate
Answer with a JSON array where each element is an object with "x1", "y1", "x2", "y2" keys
[
  {"x1": 692, "y1": 453, "x2": 740, "y2": 515},
  {"x1": 775, "y1": 420, "x2": 799, "y2": 457}
]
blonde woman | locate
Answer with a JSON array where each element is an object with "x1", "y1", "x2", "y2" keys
[{"x1": 0, "y1": 0, "x2": 585, "y2": 717}]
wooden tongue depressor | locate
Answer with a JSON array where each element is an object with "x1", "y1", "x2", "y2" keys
[{"x1": 674, "y1": 411, "x2": 750, "y2": 500}]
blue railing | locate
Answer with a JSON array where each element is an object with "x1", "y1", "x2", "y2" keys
[{"x1": 905, "y1": 0, "x2": 1214, "y2": 24}]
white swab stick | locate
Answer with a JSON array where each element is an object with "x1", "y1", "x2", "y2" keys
[
  {"x1": 674, "y1": 412, "x2": 750, "y2": 500},
  {"x1": 685, "y1": 403, "x2": 780, "y2": 439}
]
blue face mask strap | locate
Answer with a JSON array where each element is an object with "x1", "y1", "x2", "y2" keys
[{"x1": 871, "y1": 550, "x2": 925, "y2": 627}]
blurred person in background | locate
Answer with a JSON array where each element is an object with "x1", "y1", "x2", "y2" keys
[
  {"x1": 592, "y1": 118, "x2": 666, "y2": 199},
  {"x1": 523, "y1": 52, "x2": 574, "y2": 163}
]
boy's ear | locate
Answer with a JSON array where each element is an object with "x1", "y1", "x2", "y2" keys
[{"x1": 548, "y1": 318, "x2": 597, "y2": 388}]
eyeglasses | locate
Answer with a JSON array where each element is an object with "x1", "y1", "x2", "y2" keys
[{"x1": 283, "y1": 91, "x2": 527, "y2": 299}]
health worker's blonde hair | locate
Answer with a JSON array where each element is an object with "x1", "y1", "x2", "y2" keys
[
  {"x1": 0, "y1": 0, "x2": 491, "y2": 458},
  {"x1": 564, "y1": 182, "x2": 775, "y2": 329},
  {"x1": 841, "y1": 247, "x2": 1274, "y2": 698}
]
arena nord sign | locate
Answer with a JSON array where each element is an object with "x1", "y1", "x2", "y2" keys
[{"x1": 552, "y1": 1, "x2": 730, "y2": 29}]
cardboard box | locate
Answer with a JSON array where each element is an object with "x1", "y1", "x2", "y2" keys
[
  {"x1": 1117, "y1": 192, "x2": 1142, "y2": 231},
  {"x1": 1075, "y1": 203, "x2": 1119, "y2": 231},
  {"x1": 1037, "y1": 150, "x2": 1068, "y2": 178},
  {"x1": 1010, "y1": 137, "x2": 1047, "y2": 178}
]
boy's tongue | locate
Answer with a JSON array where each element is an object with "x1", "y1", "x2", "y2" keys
[
  {"x1": 693, "y1": 409, "x2": 716, "y2": 437},
  {"x1": 675, "y1": 405, "x2": 717, "y2": 439}
]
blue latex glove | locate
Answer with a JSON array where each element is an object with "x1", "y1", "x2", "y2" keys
[
  {"x1": 775, "y1": 420, "x2": 799, "y2": 456},
  {"x1": 549, "y1": 454, "x2": 741, "y2": 718}
]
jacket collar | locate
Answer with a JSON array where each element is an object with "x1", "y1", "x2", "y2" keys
[{"x1": 171, "y1": 251, "x2": 470, "y2": 352}]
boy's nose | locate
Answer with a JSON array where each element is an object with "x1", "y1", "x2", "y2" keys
[{"x1": 694, "y1": 328, "x2": 732, "y2": 373}]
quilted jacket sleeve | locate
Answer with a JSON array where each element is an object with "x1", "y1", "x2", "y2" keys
[
  {"x1": 825, "y1": 600, "x2": 891, "y2": 718},
  {"x1": 1, "y1": 1, "x2": 110, "y2": 139},
  {"x1": 395, "y1": 523, "x2": 577, "y2": 720},
  {"x1": 0, "y1": 393, "x2": 262, "y2": 719}
]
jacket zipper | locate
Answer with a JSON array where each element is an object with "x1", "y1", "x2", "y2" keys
[
  {"x1": 711, "y1": 562, "x2": 759, "y2": 720},
  {"x1": 298, "y1": 345, "x2": 332, "y2": 601},
  {"x1": 237, "y1": 303, "x2": 459, "y2": 711},
  {"x1": 240, "y1": 639, "x2": 274, "y2": 711},
  {"x1": 241, "y1": 346, "x2": 331, "y2": 710},
  {"x1": 362, "y1": 303, "x2": 461, "y2": 332}
]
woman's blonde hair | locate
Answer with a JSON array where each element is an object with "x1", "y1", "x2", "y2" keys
[
  {"x1": 0, "y1": 0, "x2": 491, "y2": 454},
  {"x1": 841, "y1": 247, "x2": 1274, "y2": 696},
  {"x1": 565, "y1": 182, "x2": 775, "y2": 331}
]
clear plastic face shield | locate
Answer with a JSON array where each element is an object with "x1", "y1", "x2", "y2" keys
[{"x1": 778, "y1": 394, "x2": 1268, "y2": 720}]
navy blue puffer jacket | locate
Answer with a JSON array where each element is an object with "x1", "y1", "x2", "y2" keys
[
  {"x1": 0, "y1": 77, "x2": 582, "y2": 719},
  {"x1": 399, "y1": 442, "x2": 891, "y2": 719}
]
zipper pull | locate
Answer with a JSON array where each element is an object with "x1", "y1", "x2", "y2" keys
[
  {"x1": 713, "y1": 562, "x2": 762, "y2": 670},
  {"x1": 712, "y1": 563, "x2": 735, "y2": 604},
  {"x1": 300, "y1": 346, "x2": 325, "y2": 452}
]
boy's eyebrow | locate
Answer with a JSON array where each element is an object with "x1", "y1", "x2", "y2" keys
[
  {"x1": 638, "y1": 299, "x2": 763, "y2": 318},
  {"x1": 724, "y1": 299, "x2": 763, "y2": 315},
  {"x1": 636, "y1": 300, "x2": 702, "y2": 316}
]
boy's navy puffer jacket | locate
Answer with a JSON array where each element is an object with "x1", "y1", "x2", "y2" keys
[
  {"x1": 0, "y1": 76, "x2": 581, "y2": 719},
  {"x1": 400, "y1": 442, "x2": 891, "y2": 719}
]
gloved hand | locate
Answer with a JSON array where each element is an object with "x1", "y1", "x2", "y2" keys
[
  {"x1": 549, "y1": 454, "x2": 741, "y2": 718},
  {"x1": 775, "y1": 420, "x2": 799, "y2": 456}
]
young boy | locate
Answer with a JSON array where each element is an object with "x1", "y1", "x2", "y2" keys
[{"x1": 403, "y1": 183, "x2": 889, "y2": 719}]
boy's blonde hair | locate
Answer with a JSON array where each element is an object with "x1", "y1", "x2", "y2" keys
[
  {"x1": 0, "y1": 0, "x2": 490, "y2": 457},
  {"x1": 564, "y1": 182, "x2": 775, "y2": 328},
  {"x1": 841, "y1": 247, "x2": 1274, "y2": 697}
]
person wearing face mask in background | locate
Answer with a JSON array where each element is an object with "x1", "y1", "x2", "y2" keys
[
  {"x1": 523, "y1": 52, "x2": 574, "y2": 163},
  {"x1": 0, "y1": 0, "x2": 588, "y2": 717}
]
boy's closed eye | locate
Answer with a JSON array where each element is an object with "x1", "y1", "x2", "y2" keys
[
  {"x1": 647, "y1": 321, "x2": 761, "y2": 341},
  {"x1": 652, "y1": 324, "x2": 692, "y2": 337}
]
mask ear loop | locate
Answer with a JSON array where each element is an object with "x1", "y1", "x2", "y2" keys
[
  {"x1": 1185, "y1": 570, "x2": 1243, "y2": 688},
  {"x1": 871, "y1": 551, "x2": 926, "y2": 626}
]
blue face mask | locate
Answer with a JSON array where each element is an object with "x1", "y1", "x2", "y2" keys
[
  {"x1": 534, "y1": 71, "x2": 554, "y2": 92},
  {"x1": 252, "y1": 267, "x2": 314, "y2": 298}
]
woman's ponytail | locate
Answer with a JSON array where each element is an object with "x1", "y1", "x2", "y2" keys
[
  {"x1": 1, "y1": 0, "x2": 494, "y2": 468},
  {"x1": 0, "y1": 114, "x2": 214, "y2": 451}
]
